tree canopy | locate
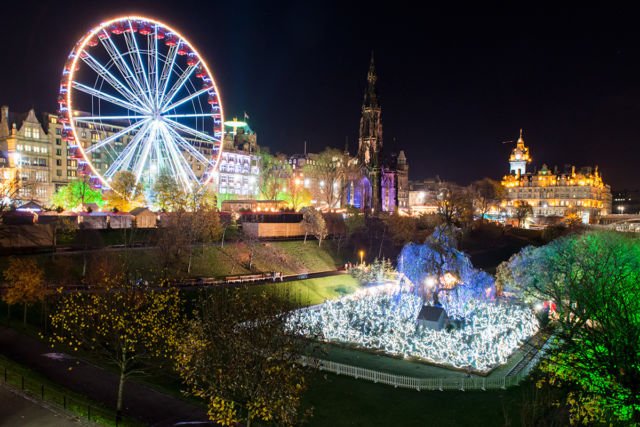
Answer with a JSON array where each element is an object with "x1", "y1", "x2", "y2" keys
[
  {"x1": 498, "y1": 232, "x2": 640, "y2": 424},
  {"x1": 51, "y1": 177, "x2": 104, "y2": 211},
  {"x1": 50, "y1": 272, "x2": 183, "y2": 419},
  {"x1": 176, "y1": 287, "x2": 309, "y2": 427},
  {"x1": 104, "y1": 171, "x2": 145, "y2": 212}
]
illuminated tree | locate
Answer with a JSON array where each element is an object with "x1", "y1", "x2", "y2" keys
[
  {"x1": 258, "y1": 152, "x2": 291, "y2": 201},
  {"x1": 499, "y1": 232, "x2": 640, "y2": 424},
  {"x1": 398, "y1": 225, "x2": 494, "y2": 303},
  {"x1": 2, "y1": 257, "x2": 46, "y2": 326},
  {"x1": 176, "y1": 287, "x2": 309, "y2": 427},
  {"x1": 152, "y1": 173, "x2": 186, "y2": 212},
  {"x1": 49, "y1": 273, "x2": 183, "y2": 421},
  {"x1": 470, "y1": 178, "x2": 504, "y2": 220},
  {"x1": 104, "y1": 171, "x2": 145, "y2": 212},
  {"x1": 436, "y1": 183, "x2": 473, "y2": 229},
  {"x1": 157, "y1": 188, "x2": 222, "y2": 275},
  {"x1": 562, "y1": 207, "x2": 583, "y2": 229},
  {"x1": 303, "y1": 147, "x2": 356, "y2": 209},
  {"x1": 513, "y1": 200, "x2": 533, "y2": 227},
  {"x1": 50, "y1": 176, "x2": 104, "y2": 211},
  {"x1": 301, "y1": 206, "x2": 327, "y2": 246},
  {"x1": 284, "y1": 178, "x2": 312, "y2": 211},
  {"x1": 0, "y1": 168, "x2": 21, "y2": 218}
]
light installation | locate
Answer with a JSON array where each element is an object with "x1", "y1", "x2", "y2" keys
[
  {"x1": 291, "y1": 285, "x2": 539, "y2": 373},
  {"x1": 58, "y1": 16, "x2": 224, "y2": 192}
]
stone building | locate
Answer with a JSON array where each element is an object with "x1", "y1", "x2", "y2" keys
[
  {"x1": 0, "y1": 106, "x2": 54, "y2": 203},
  {"x1": 501, "y1": 130, "x2": 612, "y2": 222},
  {"x1": 407, "y1": 178, "x2": 444, "y2": 215},
  {"x1": 216, "y1": 120, "x2": 260, "y2": 199}
]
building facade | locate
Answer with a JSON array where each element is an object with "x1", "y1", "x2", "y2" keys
[
  {"x1": 216, "y1": 121, "x2": 260, "y2": 199},
  {"x1": 1, "y1": 107, "x2": 55, "y2": 203},
  {"x1": 502, "y1": 130, "x2": 612, "y2": 222},
  {"x1": 407, "y1": 178, "x2": 444, "y2": 215}
]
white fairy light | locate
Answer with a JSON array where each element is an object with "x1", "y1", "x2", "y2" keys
[{"x1": 290, "y1": 287, "x2": 539, "y2": 373}]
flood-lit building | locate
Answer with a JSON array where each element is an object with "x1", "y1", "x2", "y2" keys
[
  {"x1": 216, "y1": 120, "x2": 260, "y2": 199},
  {"x1": 502, "y1": 130, "x2": 612, "y2": 222}
]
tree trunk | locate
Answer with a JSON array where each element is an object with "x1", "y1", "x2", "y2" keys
[
  {"x1": 116, "y1": 369, "x2": 126, "y2": 422},
  {"x1": 82, "y1": 252, "x2": 87, "y2": 278},
  {"x1": 246, "y1": 409, "x2": 252, "y2": 427},
  {"x1": 221, "y1": 227, "x2": 226, "y2": 248},
  {"x1": 23, "y1": 303, "x2": 27, "y2": 327},
  {"x1": 7, "y1": 304, "x2": 10, "y2": 327},
  {"x1": 304, "y1": 232, "x2": 308, "y2": 244}
]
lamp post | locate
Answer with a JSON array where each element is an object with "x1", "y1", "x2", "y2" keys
[{"x1": 359, "y1": 250, "x2": 365, "y2": 265}]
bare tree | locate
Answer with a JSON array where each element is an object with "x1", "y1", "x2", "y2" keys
[
  {"x1": 513, "y1": 200, "x2": 533, "y2": 227},
  {"x1": 470, "y1": 178, "x2": 505, "y2": 220}
]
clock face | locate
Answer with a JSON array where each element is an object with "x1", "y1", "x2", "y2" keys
[{"x1": 515, "y1": 154, "x2": 521, "y2": 160}]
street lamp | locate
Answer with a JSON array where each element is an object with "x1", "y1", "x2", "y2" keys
[
  {"x1": 359, "y1": 250, "x2": 365, "y2": 265},
  {"x1": 618, "y1": 205, "x2": 625, "y2": 215}
]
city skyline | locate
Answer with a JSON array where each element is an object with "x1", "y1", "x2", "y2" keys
[{"x1": 0, "y1": 1, "x2": 637, "y2": 189}]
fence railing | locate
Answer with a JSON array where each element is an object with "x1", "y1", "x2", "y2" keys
[
  {"x1": 300, "y1": 336, "x2": 552, "y2": 392},
  {"x1": 1, "y1": 363, "x2": 129, "y2": 426}
]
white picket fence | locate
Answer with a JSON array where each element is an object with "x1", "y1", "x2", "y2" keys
[{"x1": 300, "y1": 336, "x2": 552, "y2": 391}]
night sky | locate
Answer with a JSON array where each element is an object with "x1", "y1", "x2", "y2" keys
[{"x1": 1, "y1": 2, "x2": 638, "y2": 189}]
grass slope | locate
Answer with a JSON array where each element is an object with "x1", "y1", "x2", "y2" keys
[
  {"x1": 0, "y1": 241, "x2": 344, "y2": 284},
  {"x1": 304, "y1": 372, "x2": 526, "y2": 427}
]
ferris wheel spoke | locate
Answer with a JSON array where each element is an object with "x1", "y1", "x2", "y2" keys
[
  {"x1": 132, "y1": 125, "x2": 157, "y2": 184},
  {"x1": 160, "y1": 63, "x2": 198, "y2": 108},
  {"x1": 163, "y1": 112, "x2": 215, "y2": 119},
  {"x1": 154, "y1": 30, "x2": 160, "y2": 107},
  {"x1": 99, "y1": 30, "x2": 153, "y2": 108},
  {"x1": 104, "y1": 121, "x2": 152, "y2": 180},
  {"x1": 161, "y1": 87, "x2": 210, "y2": 113},
  {"x1": 85, "y1": 119, "x2": 149, "y2": 154},
  {"x1": 164, "y1": 124, "x2": 216, "y2": 168},
  {"x1": 80, "y1": 51, "x2": 148, "y2": 111},
  {"x1": 71, "y1": 81, "x2": 149, "y2": 115},
  {"x1": 74, "y1": 115, "x2": 150, "y2": 122},
  {"x1": 157, "y1": 44, "x2": 179, "y2": 107},
  {"x1": 159, "y1": 124, "x2": 198, "y2": 190},
  {"x1": 123, "y1": 22, "x2": 153, "y2": 103},
  {"x1": 163, "y1": 117, "x2": 220, "y2": 143}
]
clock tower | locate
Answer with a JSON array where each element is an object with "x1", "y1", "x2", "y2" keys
[{"x1": 509, "y1": 129, "x2": 530, "y2": 176}]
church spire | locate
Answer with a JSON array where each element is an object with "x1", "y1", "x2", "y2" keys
[{"x1": 364, "y1": 51, "x2": 378, "y2": 108}]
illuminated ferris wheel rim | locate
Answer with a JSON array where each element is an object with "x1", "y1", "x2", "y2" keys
[{"x1": 59, "y1": 15, "x2": 225, "y2": 191}]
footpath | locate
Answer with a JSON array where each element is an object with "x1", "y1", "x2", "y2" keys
[{"x1": 0, "y1": 326, "x2": 211, "y2": 426}]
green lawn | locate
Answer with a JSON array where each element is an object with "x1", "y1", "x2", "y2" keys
[
  {"x1": 304, "y1": 372, "x2": 527, "y2": 427},
  {"x1": 261, "y1": 274, "x2": 361, "y2": 306}
]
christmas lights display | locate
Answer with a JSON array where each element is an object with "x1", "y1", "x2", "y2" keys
[{"x1": 291, "y1": 285, "x2": 539, "y2": 372}]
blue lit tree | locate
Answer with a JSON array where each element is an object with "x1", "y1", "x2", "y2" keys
[{"x1": 398, "y1": 225, "x2": 495, "y2": 304}]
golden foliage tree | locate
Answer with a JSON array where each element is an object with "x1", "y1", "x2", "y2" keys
[
  {"x1": 49, "y1": 273, "x2": 183, "y2": 420},
  {"x1": 2, "y1": 257, "x2": 46, "y2": 326},
  {"x1": 104, "y1": 171, "x2": 145, "y2": 212},
  {"x1": 176, "y1": 288, "x2": 309, "y2": 427}
]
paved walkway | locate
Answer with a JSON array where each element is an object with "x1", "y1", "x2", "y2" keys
[
  {"x1": 0, "y1": 385, "x2": 81, "y2": 426},
  {"x1": 0, "y1": 327, "x2": 212, "y2": 426}
]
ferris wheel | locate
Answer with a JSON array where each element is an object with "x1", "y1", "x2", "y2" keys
[{"x1": 57, "y1": 16, "x2": 224, "y2": 193}]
